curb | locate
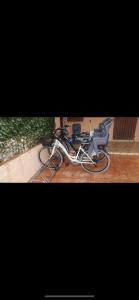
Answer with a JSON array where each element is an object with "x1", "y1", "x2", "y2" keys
[{"x1": 109, "y1": 152, "x2": 139, "y2": 155}]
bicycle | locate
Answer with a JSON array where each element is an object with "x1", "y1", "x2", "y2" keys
[
  {"x1": 39, "y1": 118, "x2": 113, "y2": 167},
  {"x1": 54, "y1": 125, "x2": 92, "y2": 151},
  {"x1": 42, "y1": 138, "x2": 110, "y2": 174},
  {"x1": 53, "y1": 124, "x2": 109, "y2": 156},
  {"x1": 39, "y1": 125, "x2": 90, "y2": 165}
]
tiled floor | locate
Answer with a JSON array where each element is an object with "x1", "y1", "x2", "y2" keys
[
  {"x1": 65, "y1": 142, "x2": 139, "y2": 154},
  {"x1": 31, "y1": 154, "x2": 139, "y2": 183}
]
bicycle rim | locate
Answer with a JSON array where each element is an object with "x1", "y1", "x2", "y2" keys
[
  {"x1": 39, "y1": 147, "x2": 63, "y2": 169},
  {"x1": 81, "y1": 150, "x2": 110, "y2": 174},
  {"x1": 39, "y1": 146, "x2": 52, "y2": 165},
  {"x1": 45, "y1": 148, "x2": 63, "y2": 169}
]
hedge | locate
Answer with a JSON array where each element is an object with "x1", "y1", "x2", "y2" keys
[{"x1": 0, "y1": 117, "x2": 54, "y2": 163}]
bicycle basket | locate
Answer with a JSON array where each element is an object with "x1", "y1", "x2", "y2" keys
[{"x1": 40, "y1": 134, "x2": 54, "y2": 146}]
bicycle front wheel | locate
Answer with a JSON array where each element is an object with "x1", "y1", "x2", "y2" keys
[
  {"x1": 81, "y1": 150, "x2": 110, "y2": 174},
  {"x1": 39, "y1": 146, "x2": 63, "y2": 169},
  {"x1": 39, "y1": 146, "x2": 52, "y2": 165}
]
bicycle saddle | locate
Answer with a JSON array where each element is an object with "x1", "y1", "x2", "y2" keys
[{"x1": 72, "y1": 123, "x2": 81, "y2": 135}]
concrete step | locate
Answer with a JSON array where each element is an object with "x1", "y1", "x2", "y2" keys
[{"x1": 108, "y1": 141, "x2": 139, "y2": 154}]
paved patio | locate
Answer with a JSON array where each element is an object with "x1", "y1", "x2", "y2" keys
[{"x1": 31, "y1": 154, "x2": 139, "y2": 183}]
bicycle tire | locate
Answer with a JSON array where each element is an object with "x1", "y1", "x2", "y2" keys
[
  {"x1": 46, "y1": 148, "x2": 63, "y2": 170},
  {"x1": 39, "y1": 146, "x2": 63, "y2": 169},
  {"x1": 39, "y1": 146, "x2": 52, "y2": 165},
  {"x1": 81, "y1": 150, "x2": 110, "y2": 174}
]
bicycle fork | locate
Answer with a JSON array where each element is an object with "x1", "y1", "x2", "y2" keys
[{"x1": 48, "y1": 144, "x2": 56, "y2": 161}]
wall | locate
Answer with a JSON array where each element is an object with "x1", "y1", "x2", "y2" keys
[
  {"x1": 64, "y1": 117, "x2": 114, "y2": 140},
  {"x1": 55, "y1": 117, "x2": 61, "y2": 128},
  {"x1": 59, "y1": 117, "x2": 139, "y2": 141},
  {"x1": 0, "y1": 144, "x2": 43, "y2": 183},
  {"x1": 135, "y1": 118, "x2": 139, "y2": 141}
]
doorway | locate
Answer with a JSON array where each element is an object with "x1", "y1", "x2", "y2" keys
[{"x1": 113, "y1": 117, "x2": 137, "y2": 140}]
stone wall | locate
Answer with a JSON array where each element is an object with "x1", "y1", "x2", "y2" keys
[{"x1": 0, "y1": 144, "x2": 43, "y2": 183}]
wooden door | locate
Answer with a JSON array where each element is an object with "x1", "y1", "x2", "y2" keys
[{"x1": 113, "y1": 117, "x2": 137, "y2": 140}]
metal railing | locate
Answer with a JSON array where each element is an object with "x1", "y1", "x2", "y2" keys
[{"x1": 29, "y1": 166, "x2": 57, "y2": 183}]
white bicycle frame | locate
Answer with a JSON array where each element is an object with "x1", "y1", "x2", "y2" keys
[{"x1": 49, "y1": 139, "x2": 96, "y2": 165}]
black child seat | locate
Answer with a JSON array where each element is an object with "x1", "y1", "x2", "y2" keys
[
  {"x1": 88, "y1": 118, "x2": 113, "y2": 156},
  {"x1": 72, "y1": 123, "x2": 81, "y2": 143}
]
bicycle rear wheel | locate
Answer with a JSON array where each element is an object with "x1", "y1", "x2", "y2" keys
[
  {"x1": 81, "y1": 150, "x2": 110, "y2": 174},
  {"x1": 39, "y1": 146, "x2": 63, "y2": 169}
]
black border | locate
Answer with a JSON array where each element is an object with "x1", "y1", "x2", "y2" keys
[{"x1": 1, "y1": 183, "x2": 139, "y2": 299}]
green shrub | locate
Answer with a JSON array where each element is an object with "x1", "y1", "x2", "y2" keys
[
  {"x1": 0, "y1": 117, "x2": 54, "y2": 162},
  {"x1": 0, "y1": 117, "x2": 54, "y2": 141}
]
